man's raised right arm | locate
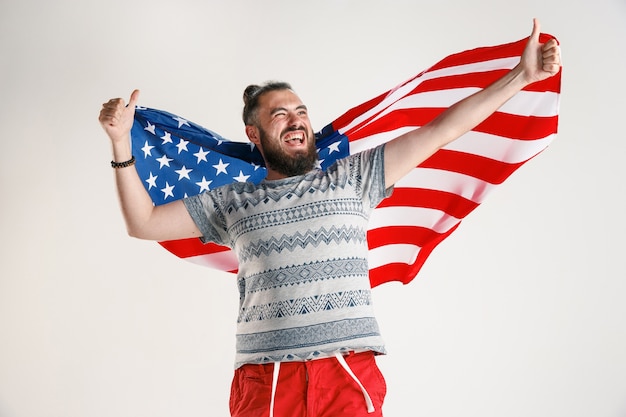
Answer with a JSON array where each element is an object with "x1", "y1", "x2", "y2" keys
[{"x1": 99, "y1": 90, "x2": 202, "y2": 241}]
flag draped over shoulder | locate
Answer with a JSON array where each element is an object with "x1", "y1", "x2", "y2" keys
[{"x1": 130, "y1": 34, "x2": 561, "y2": 288}]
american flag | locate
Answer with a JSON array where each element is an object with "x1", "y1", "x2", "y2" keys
[{"x1": 131, "y1": 34, "x2": 561, "y2": 288}]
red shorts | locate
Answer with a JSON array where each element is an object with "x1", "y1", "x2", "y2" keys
[{"x1": 229, "y1": 351, "x2": 387, "y2": 417}]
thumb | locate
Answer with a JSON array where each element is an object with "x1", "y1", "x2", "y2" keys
[
  {"x1": 128, "y1": 89, "x2": 140, "y2": 109},
  {"x1": 529, "y1": 18, "x2": 541, "y2": 43}
]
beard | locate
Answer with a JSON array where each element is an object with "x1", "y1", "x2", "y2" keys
[{"x1": 259, "y1": 126, "x2": 318, "y2": 177}]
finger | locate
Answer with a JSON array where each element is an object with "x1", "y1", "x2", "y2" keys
[
  {"x1": 530, "y1": 17, "x2": 541, "y2": 43},
  {"x1": 102, "y1": 98, "x2": 122, "y2": 109},
  {"x1": 542, "y1": 45, "x2": 561, "y2": 63},
  {"x1": 543, "y1": 63, "x2": 560, "y2": 75},
  {"x1": 542, "y1": 39, "x2": 559, "y2": 54},
  {"x1": 127, "y1": 89, "x2": 140, "y2": 109},
  {"x1": 99, "y1": 99, "x2": 124, "y2": 123},
  {"x1": 104, "y1": 100, "x2": 128, "y2": 120},
  {"x1": 98, "y1": 110, "x2": 117, "y2": 125},
  {"x1": 542, "y1": 48, "x2": 558, "y2": 59}
]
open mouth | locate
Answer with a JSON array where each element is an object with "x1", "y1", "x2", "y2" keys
[{"x1": 283, "y1": 131, "x2": 305, "y2": 145}]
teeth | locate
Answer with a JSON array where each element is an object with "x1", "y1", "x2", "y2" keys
[{"x1": 285, "y1": 133, "x2": 304, "y2": 143}]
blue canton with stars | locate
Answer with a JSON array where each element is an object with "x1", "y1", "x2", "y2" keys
[{"x1": 131, "y1": 107, "x2": 350, "y2": 206}]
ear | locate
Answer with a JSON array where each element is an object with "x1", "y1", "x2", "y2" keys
[{"x1": 246, "y1": 125, "x2": 261, "y2": 145}]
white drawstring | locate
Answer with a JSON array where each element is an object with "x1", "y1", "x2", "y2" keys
[
  {"x1": 269, "y1": 354, "x2": 375, "y2": 416},
  {"x1": 269, "y1": 361, "x2": 280, "y2": 417},
  {"x1": 334, "y1": 352, "x2": 375, "y2": 413}
]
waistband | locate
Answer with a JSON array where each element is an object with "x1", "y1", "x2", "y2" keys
[{"x1": 269, "y1": 351, "x2": 375, "y2": 417}]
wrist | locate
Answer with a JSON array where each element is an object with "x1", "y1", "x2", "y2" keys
[
  {"x1": 111, "y1": 155, "x2": 136, "y2": 169},
  {"x1": 509, "y1": 64, "x2": 533, "y2": 89},
  {"x1": 111, "y1": 135, "x2": 132, "y2": 162}
]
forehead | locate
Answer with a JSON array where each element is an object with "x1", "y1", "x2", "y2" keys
[{"x1": 258, "y1": 89, "x2": 304, "y2": 111}]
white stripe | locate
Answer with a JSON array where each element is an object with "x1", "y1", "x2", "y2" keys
[
  {"x1": 338, "y1": 57, "x2": 520, "y2": 133},
  {"x1": 427, "y1": 56, "x2": 519, "y2": 79},
  {"x1": 445, "y1": 131, "x2": 555, "y2": 163},
  {"x1": 348, "y1": 127, "x2": 416, "y2": 154},
  {"x1": 349, "y1": 128, "x2": 555, "y2": 164},
  {"x1": 360, "y1": 88, "x2": 559, "y2": 121},
  {"x1": 344, "y1": 88, "x2": 559, "y2": 139},
  {"x1": 369, "y1": 206, "x2": 461, "y2": 234},
  {"x1": 500, "y1": 90, "x2": 560, "y2": 117},
  {"x1": 395, "y1": 168, "x2": 495, "y2": 204},
  {"x1": 368, "y1": 244, "x2": 420, "y2": 270},
  {"x1": 184, "y1": 250, "x2": 238, "y2": 270}
]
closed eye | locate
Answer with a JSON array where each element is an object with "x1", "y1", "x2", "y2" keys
[{"x1": 270, "y1": 107, "x2": 288, "y2": 118}]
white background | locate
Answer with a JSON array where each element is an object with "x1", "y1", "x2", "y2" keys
[{"x1": 1, "y1": 1, "x2": 625, "y2": 416}]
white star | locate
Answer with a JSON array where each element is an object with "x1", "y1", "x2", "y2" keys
[
  {"x1": 141, "y1": 140, "x2": 155, "y2": 157},
  {"x1": 145, "y1": 172, "x2": 158, "y2": 189},
  {"x1": 193, "y1": 147, "x2": 210, "y2": 163},
  {"x1": 173, "y1": 116, "x2": 190, "y2": 128},
  {"x1": 213, "y1": 159, "x2": 229, "y2": 175},
  {"x1": 175, "y1": 165, "x2": 193, "y2": 180},
  {"x1": 251, "y1": 162, "x2": 262, "y2": 171},
  {"x1": 160, "y1": 132, "x2": 173, "y2": 144},
  {"x1": 249, "y1": 142, "x2": 256, "y2": 152},
  {"x1": 156, "y1": 154, "x2": 173, "y2": 168},
  {"x1": 196, "y1": 176, "x2": 212, "y2": 192},
  {"x1": 315, "y1": 159, "x2": 324, "y2": 169},
  {"x1": 327, "y1": 141, "x2": 341, "y2": 154},
  {"x1": 176, "y1": 138, "x2": 189, "y2": 154},
  {"x1": 144, "y1": 121, "x2": 156, "y2": 135},
  {"x1": 233, "y1": 170, "x2": 251, "y2": 183},
  {"x1": 161, "y1": 182, "x2": 175, "y2": 199}
]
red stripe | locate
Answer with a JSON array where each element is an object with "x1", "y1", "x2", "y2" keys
[
  {"x1": 410, "y1": 69, "x2": 559, "y2": 94},
  {"x1": 369, "y1": 224, "x2": 459, "y2": 287},
  {"x1": 367, "y1": 226, "x2": 446, "y2": 249},
  {"x1": 346, "y1": 107, "x2": 558, "y2": 142},
  {"x1": 369, "y1": 262, "x2": 418, "y2": 286},
  {"x1": 345, "y1": 107, "x2": 440, "y2": 139},
  {"x1": 412, "y1": 70, "x2": 510, "y2": 92},
  {"x1": 331, "y1": 91, "x2": 389, "y2": 132},
  {"x1": 427, "y1": 39, "x2": 525, "y2": 71},
  {"x1": 427, "y1": 35, "x2": 557, "y2": 71},
  {"x1": 377, "y1": 188, "x2": 479, "y2": 219},
  {"x1": 159, "y1": 239, "x2": 230, "y2": 258},
  {"x1": 419, "y1": 149, "x2": 526, "y2": 185},
  {"x1": 475, "y1": 113, "x2": 558, "y2": 140}
]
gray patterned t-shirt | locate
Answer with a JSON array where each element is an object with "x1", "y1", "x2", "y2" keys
[{"x1": 183, "y1": 145, "x2": 392, "y2": 368}]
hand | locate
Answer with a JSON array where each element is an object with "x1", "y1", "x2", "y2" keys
[
  {"x1": 99, "y1": 89, "x2": 140, "y2": 144},
  {"x1": 518, "y1": 19, "x2": 561, "y2": 85}
]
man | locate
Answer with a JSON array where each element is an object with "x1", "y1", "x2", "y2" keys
[{"x1": 99, "y1": 19, "x2": 560, "y2": 417}]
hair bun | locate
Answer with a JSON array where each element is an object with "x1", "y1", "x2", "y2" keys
[{"x1": 243, "y1": 84, "x2": 261, "y2": 105}]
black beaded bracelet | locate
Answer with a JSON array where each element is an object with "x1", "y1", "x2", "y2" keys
[{"x1": 111, "y1": 155, "x2": 136, "y2": 169}]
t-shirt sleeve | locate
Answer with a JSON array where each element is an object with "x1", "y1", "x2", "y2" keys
[
  {"x1": 349, "y1": 144, "x2": 394, "y2": 209},
  {"x1": 182, "y1": 190, "x2": 229, "y2": 245}
]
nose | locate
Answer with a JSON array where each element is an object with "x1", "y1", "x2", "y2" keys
[
  {"x1": 287, "y1": 111, "x2": 302, "y2": 129},
  {"x1": 287, "y1": 111, "x2": 300, "y2": 126}
]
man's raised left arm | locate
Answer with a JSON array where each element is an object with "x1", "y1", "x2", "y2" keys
[{"x1": 383, "y1": 18, "x2": 561, "y2": 188}]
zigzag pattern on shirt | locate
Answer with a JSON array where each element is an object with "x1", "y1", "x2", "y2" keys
[
  {"x1": 238, "y1": 224, "x2": 367, "y2": 263},
  {"x1": 236, "y1": 317, "x2": 381, "y2": 353},
  {"x1": 223, "y1": 159, "x2": 353, "y2": 212},
  {"x1": 229, "y1": 198, "x2": 366, "y2": 242},
  {"x1": 242, "y1": 257, "x2": 369, "y2": 293},
  {"x1": 237, "y1": 290, "x2": 372, "y2": 323},
  {"x1": 247, "y1": 345, "x2": 386, "y2": 365}
]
